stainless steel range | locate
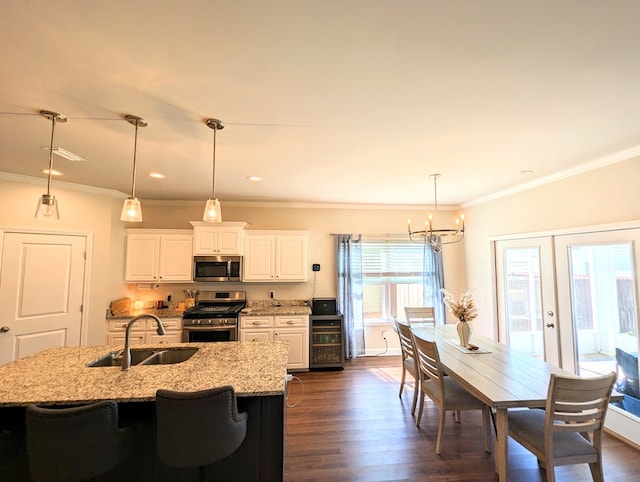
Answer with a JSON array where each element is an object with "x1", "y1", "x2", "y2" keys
[{"x1": 182, "y1": 291, "x2": 246, "y2": 342}]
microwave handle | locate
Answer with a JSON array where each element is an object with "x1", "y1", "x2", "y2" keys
[{"x1": 227, "y1": 260, "x2": 232, "y2": 280}]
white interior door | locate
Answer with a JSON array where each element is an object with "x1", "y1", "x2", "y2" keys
[
  {"x1": 0, "y1": 231, "x2": 87, "y2": 364},
  {"x1": 495, "y1": 237, "x2": 560, "y2": 367}
]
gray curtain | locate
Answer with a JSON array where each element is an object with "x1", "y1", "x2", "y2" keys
[
  {"x1": 423, "y1": 244, "x2": 446, "y2": 323},
  {"x1": 336, "y1": 234, "x2": 364, "y2": 358}
]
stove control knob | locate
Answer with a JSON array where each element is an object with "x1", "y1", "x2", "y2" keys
[
  {"x1": 207, "y1": 320, "x2": 213, "y2": 325},
  {"x1": 194, "y1": 320, "x2": 200, "y2": 325}
]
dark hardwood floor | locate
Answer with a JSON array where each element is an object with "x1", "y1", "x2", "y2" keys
[{"x1": 284, "y1": 355, "x2": 640, "y2": 482}]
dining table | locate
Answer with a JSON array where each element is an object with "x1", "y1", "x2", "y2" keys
[{"x1": 411, "y1": 324, "x2": 620, "y2": 482}]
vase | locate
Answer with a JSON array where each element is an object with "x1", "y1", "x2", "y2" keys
[{"x1": 456, "y1": 320, "x2": 471, "y2": 347}]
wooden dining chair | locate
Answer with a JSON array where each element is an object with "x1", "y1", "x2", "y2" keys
[
  {"x1": 394, "y1": 319, "x2": 420, "y2": 415},
  {"x1": 404, "y1": 307, "x2": 436, "y2": 326},
  {"x1": 507, "y1": 371, "x2": 616, "y2": 482},
  {"x1": 411, "y1": 332, "x2": 492, "y2": 455}
]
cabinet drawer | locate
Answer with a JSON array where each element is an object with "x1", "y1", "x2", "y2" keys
[
  {"x1": 240, "y1": 316, "x2": 274, "y2": 328},
  {"x1": 275, "y1": 315, "x2": 307, "y2": 327},
  {"x1": 108, "y1": 319, "x2": 146, "y2": 331},
  {"x1": 159, "y1": 318, "x2": 182, "y2": 331}
]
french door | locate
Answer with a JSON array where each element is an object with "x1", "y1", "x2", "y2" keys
[
  {"x1": 495, "y1": 226, "x2": 640, "y2": 444},
  {"x1": 494, "y1": 237, "x2": 560, "y2": 367}
]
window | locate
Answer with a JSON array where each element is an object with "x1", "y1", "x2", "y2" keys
[{"x1": 361, "y1": 240, "x2": 439, "y2": 323}]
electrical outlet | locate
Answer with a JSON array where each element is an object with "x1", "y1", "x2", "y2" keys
[
  {"x1": 312, "y1": 263, "x2": 320, "y2": 271},
  {"x1": 270, "y1": 291, "x2": 275, "y2": 299},
  {"x1": 285, "y1": 374, "x2": 293, "y2": 382},
  {"x1": 382, "y1": 329, "x2": 388, "y2": 340}
]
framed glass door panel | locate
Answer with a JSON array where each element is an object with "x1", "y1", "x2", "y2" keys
[
  {"x1": 555, "y1": 229, "x2": 640, "y2": 443},
  {"x1": 495, "y1": 237, "x2": 560, "y2": 367}
]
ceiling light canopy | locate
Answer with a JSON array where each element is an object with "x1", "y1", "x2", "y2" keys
[
  {"x1": 203, "y1": 118, "x2": 224, "y2": 222},
  {"x1": 35, "y1": 110, "x2": 67, "y2": 220},
  {"x1": 120, "y1": 114, "x2": 148, "y2": 223},
  {"x1": 407, "y1": 174, "x2": 465, "y2": 253}
]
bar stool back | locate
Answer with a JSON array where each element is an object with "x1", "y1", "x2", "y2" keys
[
  {"x1": 26, "y1": 401, "x2": 135, "y2": 482},
  {"x1": 155, "y1": 386, "x2": 248, "y2": 479}
]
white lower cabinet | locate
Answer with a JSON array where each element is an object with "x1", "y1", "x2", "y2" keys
[
  {"x1": 239, "y1": 315, "x2": 309, "y2": 370},
  {"x1": 106, "y1": 317, "x2": 183, "y2": 345}
]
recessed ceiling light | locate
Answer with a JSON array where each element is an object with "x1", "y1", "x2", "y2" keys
[
  {"x1": 42, "y1": 168, "x2": 63, "y2": 176},
  {"x1": 41, "y1": 146, "x2": 85, "y2": 162},
  {"x1": 148, "y1": 172, "x2": 166, "y2": 179},
  {"x1": 520, "y1": 169, "x2": 534, "y2": 175},
  {"x1": 247, "y1": 176, "x2": 263, "y2": 182}
]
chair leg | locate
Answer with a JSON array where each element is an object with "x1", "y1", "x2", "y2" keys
[
  {"x1": 588, "y1": 461, "x2": 604, "y2": 482},
  {"x1": 411, "y1": 378, "x2": 419, "y2": 415},
  {"x1": 416, "y1": 390, "x2": 425, "y2": 427},
  {"x1": 399, "y1": 367, "x2": 406, "y2": 398},
  {"x1": 435, "y1": 408, "x2": 446, "y2": 455},
  {"x1": 543, "y1": 460, "x2": 556, "y2": 482}
]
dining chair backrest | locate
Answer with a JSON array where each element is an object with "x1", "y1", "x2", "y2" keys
[
  {"x1": 411, "y1": 334, "x2": 444, "y2": 396},
  {"x1": 404, "y1": 307, "x2": 436, "y2": 326},
  {"x1": 545, "y1": 372, "x2": 616, "y2": 441},
  {"x1": 395, "y1": 319, "x2": 417, "y2": 363}
]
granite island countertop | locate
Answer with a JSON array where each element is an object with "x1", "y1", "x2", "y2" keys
[{"x1": 0, "y1": 341, "x2": 289, "y2": 407}]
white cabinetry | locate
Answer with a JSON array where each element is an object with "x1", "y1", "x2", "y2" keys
[
  {"x1": 242, "y1": 231, "x2": 308, "y2": 282},
  {"x1": 106, "y1": 317, "x2": 183, "y2": 345},
  {"x1": 125, "y1": 229, "x2": 193, "y2": 282},
  {"x1": 190, "y1": 221, "x2": 246, "y2": 255},
  {"x1": 239, "y1": 315, "x2": 309, "y2": 370}
]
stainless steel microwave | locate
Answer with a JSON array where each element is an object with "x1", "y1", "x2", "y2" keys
[{"x1": 193, "y1": 256, "x2": 243, "y2": 282}]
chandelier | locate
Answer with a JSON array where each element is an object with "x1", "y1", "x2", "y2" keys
[{"x1": 407, "y1": 174, "x2": 465, "y2": 252}]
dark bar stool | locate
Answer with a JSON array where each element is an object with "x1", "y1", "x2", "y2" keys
[
  {"x1": 25, "y1": 400, "x2": 136, "y2": 482},
  {"x1": 156, "y1": 386, "x2": 248, "y2": 481}
]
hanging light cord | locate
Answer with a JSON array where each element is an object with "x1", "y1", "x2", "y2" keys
[
  {"x1": 130, "y1": 120, "x2": 139, "y2": 198},
  {"x1": 211, "y1": 125, "x2": 217, "y2": 199},
  {"x1": 45, "y1": 115, "x2": 57, "y2": 197}
]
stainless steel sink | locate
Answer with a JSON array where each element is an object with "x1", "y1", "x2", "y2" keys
[
  {"x1": 138, "y1": 348, "x2": 198, "y2": 365},
  {"x1": 87, "y1": 347, "x2": 198, "y2": 367}
]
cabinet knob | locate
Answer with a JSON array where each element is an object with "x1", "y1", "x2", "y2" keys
[{"x1": 0, "y1": 326, "x2": 10, "y2": 333}]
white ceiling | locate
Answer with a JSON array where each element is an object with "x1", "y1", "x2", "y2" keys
[{"x1": 1, "y1": 1, "x2": 639, "y2": 207}]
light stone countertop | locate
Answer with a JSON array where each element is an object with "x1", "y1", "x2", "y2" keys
[
  {"x1": 0, "y1": 341, "x2": 289, "y2": 407},
  {"x1": 241, "y1": 299, "x2": 311, "y2": 316}
]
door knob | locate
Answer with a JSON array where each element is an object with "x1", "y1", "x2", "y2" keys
[
  {"x1": 0, "y1": 326, "x2": 10, "y2": 333},
  {"x1": 545, "y1": 323, "x2": 555, "y2": 328}
]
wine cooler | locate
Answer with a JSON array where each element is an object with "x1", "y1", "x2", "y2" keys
[{"x1": 309, "y1": 315, "x2": 344, "y2": 369}]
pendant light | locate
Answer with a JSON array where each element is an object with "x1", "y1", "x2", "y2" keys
[
  {"x1": 202, "y1": 118, "x2": 224, "y2": 222},
  {"x1": 35, "y1": 110, "x2": 67, "y2": 220},
  {"x1": 407, "y1": 174, "x2": 465, "y2": 253},
  {"x1": 120, "y1": 114, "x2": 148, "y2": 222}
]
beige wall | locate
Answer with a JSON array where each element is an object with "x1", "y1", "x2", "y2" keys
[{"x1": 463, "y1": 155, "x2": 640, "y2": 339}]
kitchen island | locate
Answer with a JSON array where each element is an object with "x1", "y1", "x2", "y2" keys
[{"x1": 0, "y1": 341, "x2": 289, "y2": 481}]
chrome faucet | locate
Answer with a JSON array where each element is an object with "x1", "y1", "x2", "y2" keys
[{"x1": 122, "y1": 314, "x2": 166, "y2": 370}]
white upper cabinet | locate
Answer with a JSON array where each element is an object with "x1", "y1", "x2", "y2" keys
[
  {"x1": 125, "y1": 230, "x2": 193, "y2": 282},
  {"x1": 190, "y1": 221, "x2": 246, "y2": 255},
  {"x1": 243, "y1": 231, "x2": 308, "y2": 282}
]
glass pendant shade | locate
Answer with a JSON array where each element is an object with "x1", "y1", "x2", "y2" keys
[
  {"x1": 35, "y1": 193, "x2": 60, "y2": 220},
  {"x1": 203, "y1": 198, "x2": 222, "y2": 222},
  {"x1": 120, "y1": 197, "x2": 143, "y2": 222}
]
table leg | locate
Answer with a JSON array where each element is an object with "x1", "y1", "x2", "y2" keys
[{"x1": 494, "y1": 408, "x2": 508, "y2": 481}]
